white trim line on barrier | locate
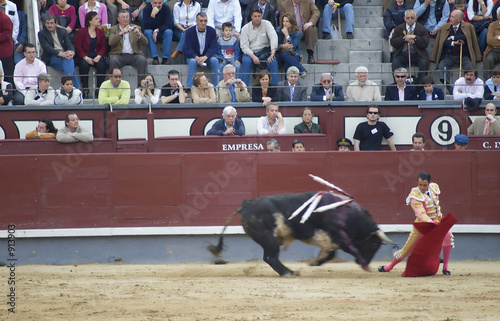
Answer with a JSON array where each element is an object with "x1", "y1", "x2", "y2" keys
[{"x1": 0, "y1": 224, "x2": 499, "y2": 238}]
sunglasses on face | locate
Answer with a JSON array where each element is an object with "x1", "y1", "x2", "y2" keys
[{"x1": 368, "y1": 111, "x2": 379, "y2": 115}]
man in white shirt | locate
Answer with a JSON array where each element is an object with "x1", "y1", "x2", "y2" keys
[
  {"x1": 239, "y1": 8, "x2": 278, "y2": 86},
  {"x1": 346, "y1": 66, "x2": 382, "y2": 101},
  {"x1": 256, "y1": 103, "x2": 286, "y2": 134},
  {"x1": 453, "y1": 69, "x2": 484, "y2": 101},
  {"x1": 13, "y1": 43, "x2": 47, "y2": 105},
  {"x1": 206, "y1": 0, "x2": 242, "y2": 37}
]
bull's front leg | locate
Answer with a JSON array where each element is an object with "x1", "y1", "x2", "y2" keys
[
  {"x1": 309, "y1": 250, "x2": 337, "y2": 266},
  {"x1": 263, "y1": 248, "x2": 294, "y2": 277}
]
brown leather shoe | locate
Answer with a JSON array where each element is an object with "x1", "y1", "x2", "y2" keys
[
  {"x1": 162, "y1": 58, "x2": 170, "y2": 65},
  {"x1": 152, "y1": 57, "x2": 159, "y2": 65},
  {"x1": 170, "y1": 50, "x2": 180, "y2": 60},
  {"x1": 307, "y1": 55, "x2": 316, "y2": 64}
]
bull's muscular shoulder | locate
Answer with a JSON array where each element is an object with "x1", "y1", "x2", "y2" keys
[{"x1": 429, "y1": 182, "x2": 440, "y2": 195}]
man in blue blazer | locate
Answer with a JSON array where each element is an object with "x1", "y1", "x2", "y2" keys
[
  {"x1": 38, "y1": 14, "x2": 80, "y2": 88},
  {"x1": 206, "y1": 105, "x2": 246, "y2": 135},
  {"x1": 384, "y1": 67, "x2": 418, "y2": 101},
  {"x1": 310, "y1": 73, "x2": 344, "y2": 101},
  {"x1": 184, "y1": 12, "x2": 220, "y2": 87},
  {"x1": 275, "y1": 66, "x2": 307, "y2": 102}
]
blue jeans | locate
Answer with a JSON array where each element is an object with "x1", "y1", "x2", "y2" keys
[
  {"x1": 186, "y1": 56, "x2": 219, "y2": 87},
  {"x1": 322, "y1": 3, "x2": 354, "y2": 34},
  {"x1": 174, "y1": 28, "x2": 184, "y2": 51},
  {"x1": 277, "y1": 52, "x2": 306, "y2": 74},
  {"x1": 220, "y1": 58, "x2": 241, "y2": 74},
  {"x1": 240, "y1": 53, "x2": 279, "y2": 86},
  {"x1": 144, "y1": 28, "x2": 173, "y2": 59},
  {"x1": 49, "y1": 55, "x2": 81, "y2": 88}
]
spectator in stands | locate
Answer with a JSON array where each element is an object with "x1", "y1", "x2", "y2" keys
[
  {"x1": 310, "y1": 73, "x2": 344, "y2": 101},
  {"x1": 414, "y1": 0, "x2": 450, "y2": 37},
  {"x1": 24, "y1": 73, "x2": 56, "y2": 106},
  {"x1": 294, "y1": 107, "x2": 323, "y2": 133},
  {"x1": 143, "y1": 0, "x2": 174, "y2": 65},
  {"x1": 384, "y1": 0, "x2": 410, "y2": 40},
  {"x1": 13, "y1": 43, "x2": 47, "y2": 105},
  {"x1": 467, "y1": 102, "x2": 500, "y2": 134},
  {"x1": 38, "y1": 14, "x2": 81, "y2": 89},
  {"x1": 292, "y1": 139, "x2": 305, "y2": 151},
  {"x1": 466, "y1": 0, "x2": 493, "y2": 54},
  {"x1": 206, "y1": 0, "x2": 242, "y2": 37},
  {"x1": 135, "y1": 73, "x2": 161, "y2": 104},
  {"x1": 391, "y1": 9, "x2": 430, "y2": 84},
  {"x1": 56, "y1": 112, "x2": 94, "y2": 143},
  {"x1": 217, "y1": 64, "x2": 251, "y2": 103},
  {"x1": 418, "y1": 74, "x2": 445, "y2": 100},
  {"x1": 353, "y1": 105, "x2": 397, "y2": 151},
  {"x1": 75, "y1": 11, "x2": 108, "y2": 99},
  {"x1": 206, "y1": 105, "x2": 246, "y2": 135},
  {"x1": 322, "y1": 0, "x2": 355, "y2": 39},
  {"x1": 0, "y1": 10, "x2": 14, "y2": 87},
  {"x1": 240, "y1": 8, "x2": 279, "y2": 86},
  {"x1": 276, "y1": 13, "x2": 307, "y2": 78},
  {"x1": 337, "y1": 137, "x2": 352, "y2": 151},
  {"x1": 25, "y1": 119, "x2": 58, "y2": 139},
  {"x1": 170, "y1": 0, "x2": 201, "y2": 60},
  {"x1": 191, "y1": 72, "x2": 216, "y2": 103},
  {"x1": 411, "y1": 132, "x2": 426, "y2": 150},
  {"x1": 117, "y1": 0, "x2": 145, "y2": 23},
  {"x1": 483, "y1": 66, "x2": 500, "y2": 100},
  {"x1": 431, "y1": 9, "x2": 481, "y2": 94},
  {"x1": 54, "y1": 75, "x2": 84, "y2": 105},
  {"x1": 1, "y1": 0, "x2": 19, "y2": 64},
  {"x1": 79, "y1": 0, "x2": 109, "y2": 27},
  {"x1": 385, "y1": 67, "x2": 419, "y2": 100},
  {"x1": 108, "y1": 10, "x2": 148, "y2": 84},
  {"x1": 98, "y1": 68, "x2": 131, "y2": 104},
  {"x1": 483, "y1": 7, "x2": 500, "y2": 79},
  {"x1": 160, "y1": 69, "x2": 187, "y2": 103},
  {"x1": 276, "y1": 66, "x2": 307, "y2": 102},
  {"x1": 448, "y1": 0, "x2": 457, "y2": 12},
  {"x1": 279, "y1": 0, "x2": 319, "y2": 64},
  {"x1": 346, "y1": 66, "x2": 382, "y2": 101},
  {"x1": 217, "y1": 22, "x2": 241, "y2": 74},
  {"x1": 243, "y1": 0, "x2": 277, "y2": 27},
  {"x1": 257, "y1": 103, "x2": 286, "y2": 134},
  {"x1": 49, "y1": 0, "x2": 77, "y2": 41},
  {"x1": 453, "y1": 68, "x2": 484, "y2": 100},
  {"x1": 251, "y1": 69, "x2": 277, "y2": 106},
  {"x1": 14, "y1": 10, "x2": 27, "y2": 64},
  {"x1": 0, "y1": 68, "x2": 13, "y2": 105},
  {"x1": 266, "y1": 138, "x2": 280, "y2": 151},
  {"x1": 454, "y1": 133, "x2": 469, "y2": 149},
  {"x1": 184, "y1": 12, "x2": 219, "y2": 87}
]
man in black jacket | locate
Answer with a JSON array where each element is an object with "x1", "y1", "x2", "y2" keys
[
  {"x1": 243, "y1": 0, "x2": 277, "y2": 27},
  {"x1": 38, "y1": 14, "x2": 80, "y2": 88}
]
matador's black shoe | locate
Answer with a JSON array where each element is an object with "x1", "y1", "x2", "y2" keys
[
  {"x1": 378, "y1": 266, "x2": 388, "y2": 272},
  {"x1": 442, "y1": 269, "x2": 451, "y2": 275}
]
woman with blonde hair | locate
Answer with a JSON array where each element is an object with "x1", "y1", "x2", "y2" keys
[{"x1": 191, "y1": 72, "x2": 216, "y2": 103}]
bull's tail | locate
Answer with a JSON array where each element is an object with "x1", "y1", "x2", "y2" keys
[{"x1": 207, "y1": 205, "x2": 243, "y2": 257}]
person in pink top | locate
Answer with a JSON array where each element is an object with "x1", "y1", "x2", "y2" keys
[
  {"x1": 79, "y1": 0, "x2": 108, "y2": 27},
  {"x1": 49, "y1": 0, "x2": 77, "y2": 41}
]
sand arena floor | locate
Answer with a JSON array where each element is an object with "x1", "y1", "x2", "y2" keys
[{"x1": 1, "y1": 260, "x2": 499, "y2": 320}]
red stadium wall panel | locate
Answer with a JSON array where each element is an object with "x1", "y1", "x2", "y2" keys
[{"x1": 0, "y1": 151, "x2": 498, "y2": 230}]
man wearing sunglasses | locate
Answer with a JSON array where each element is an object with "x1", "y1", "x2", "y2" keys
[
  {"x1": 385, "y1": 67, "x2": 418, "y2": 100},
  {"x1": 353, "y1": 105, "x2": 397, "y2": 151},
  {"x1": 98, "y1": 68, "x2": 131, "y2": 105}
]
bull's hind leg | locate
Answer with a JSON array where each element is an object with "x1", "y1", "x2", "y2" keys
[{"x1": 245, "y1": 228, "x2": 294, "y2": 276}]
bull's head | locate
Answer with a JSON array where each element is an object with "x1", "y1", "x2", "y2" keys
[{"x1": 353, "y1": 230, "x2": 396, "y2": 271}]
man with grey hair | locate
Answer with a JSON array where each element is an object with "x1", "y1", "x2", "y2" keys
[
  {"x1": 390, "y1": 9, "x2": 429, "y2": 84},
  {"x1": 310, "y1": 72, "x2": 344, "y2": 101},
  {"x1": 266, "y1": 138, "x2": 280, "y2": 151},
  {"x1": 206, "y1": 105, "x2": 246, "y2": 135},
  {"x1": 346, "y1": 66, "x2": 382, "y2": 101},
  {"x1": 217, "y1": 64, "x2": 251, "y2": 103},
  {"x1": 384, "y1": 67, "x2": 418, "y2": 101},
  {"x1": 257, "y1": 103, "x2": 286, "y2": 134},
  {"x1": 276, "y1": 66, "x2": 307, "y2": 102}
]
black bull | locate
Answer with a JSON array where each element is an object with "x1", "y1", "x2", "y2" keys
[{"x1": 208, "y1": 191, "x2": 395, "y2": 276}]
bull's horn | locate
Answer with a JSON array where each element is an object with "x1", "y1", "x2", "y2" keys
[{"x1": 376, "y1": 230, "x2": 397, "y2": 245}]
